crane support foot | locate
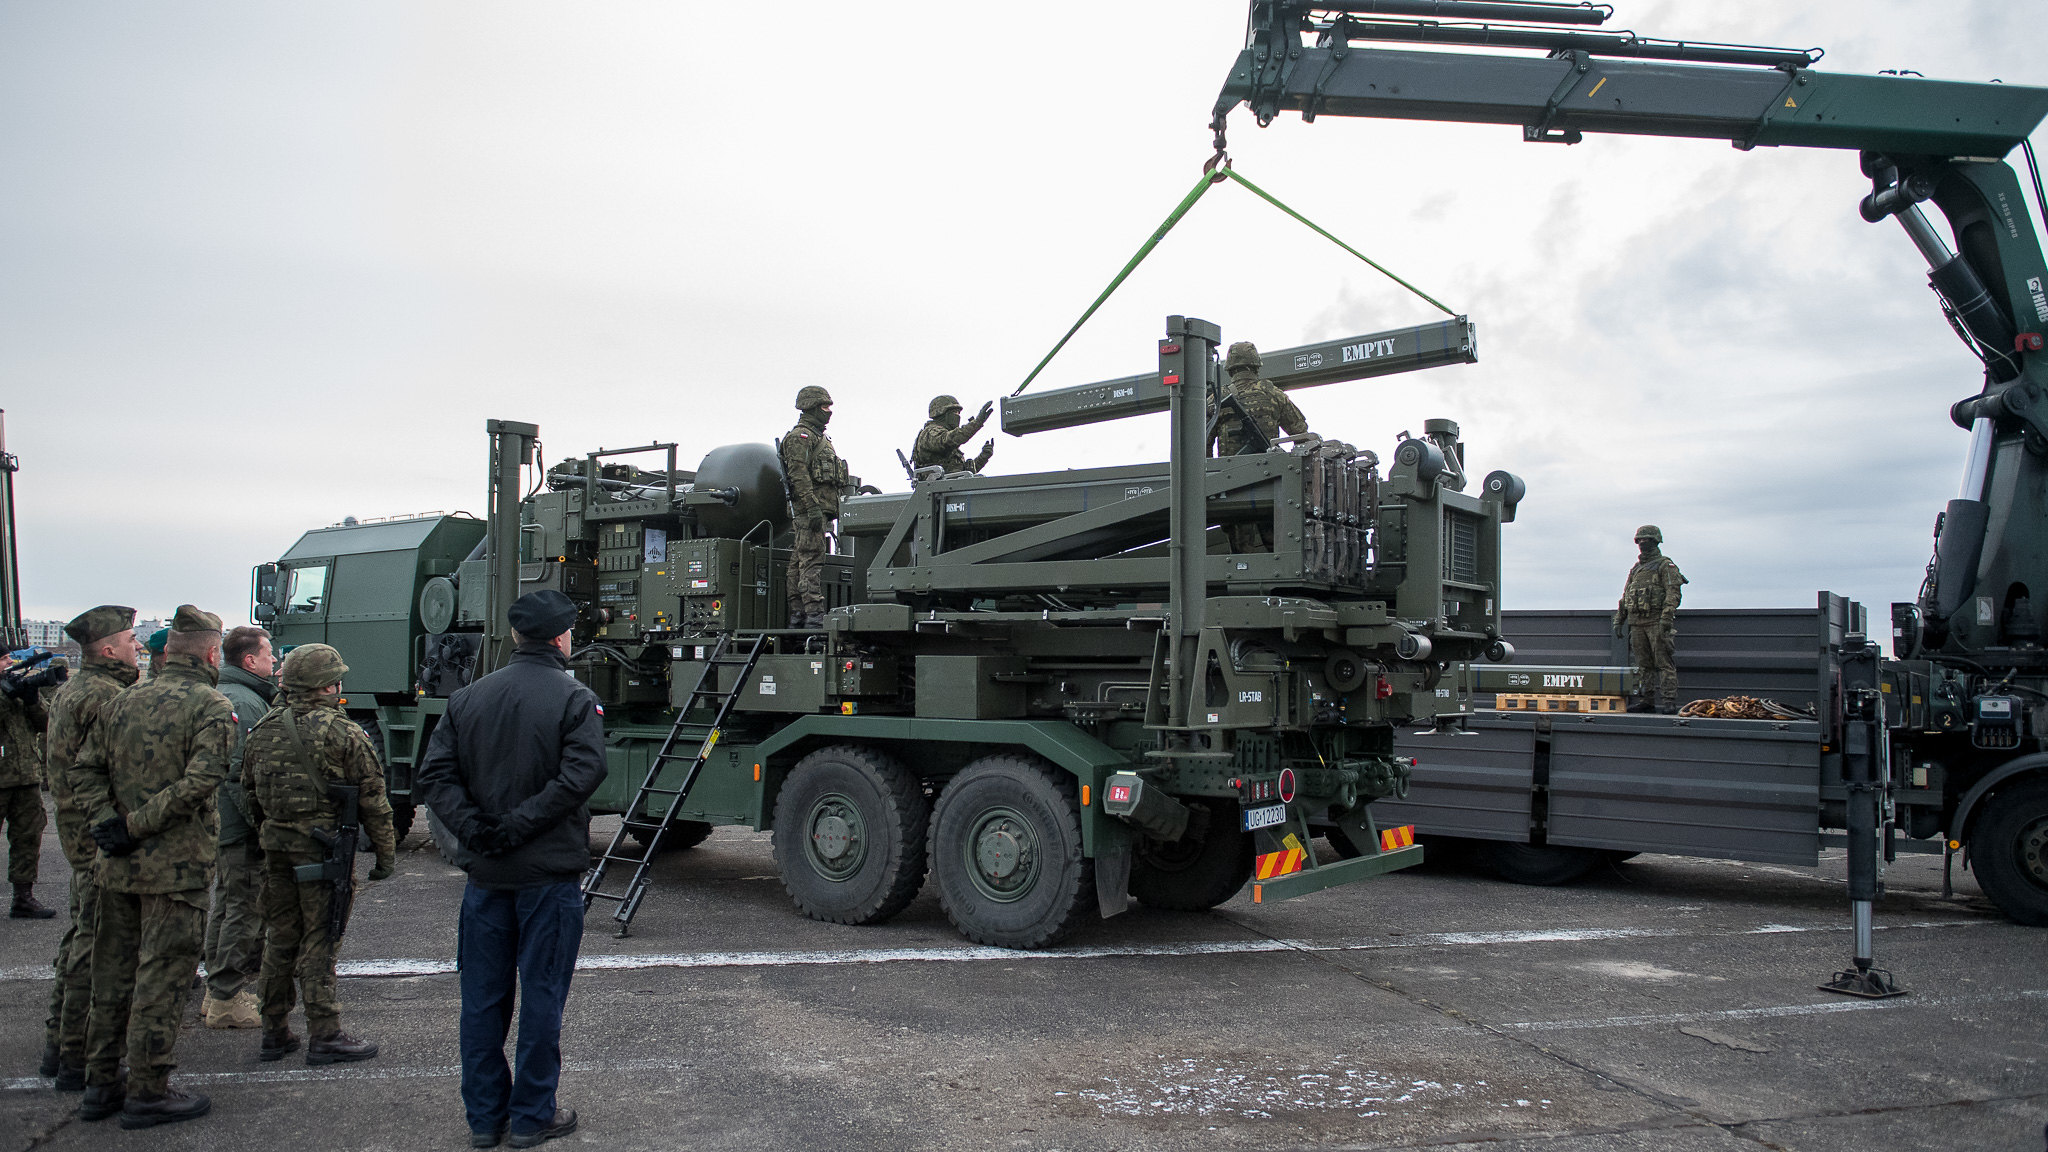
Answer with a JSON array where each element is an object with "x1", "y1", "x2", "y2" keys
[{"x1": 1818, "y1": 963, "x2": 1907, "y2": 999}]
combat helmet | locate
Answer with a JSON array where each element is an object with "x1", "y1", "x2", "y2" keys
[
  {"x1": 1634, "y1": 524, "x2": 1663, "y2": 543},
  {"x1": 928, "y1": 394, "x2": 963, "y2": 419},
  {"x1": 1225, "y1": 341, "x2": 1262, "y2": 372},
  {"x1": 795, "y1": 385, "x2": 833, "y2": 411},
  {"x1": 280, "y1": 643, "x2": 349, "y2": 693}
]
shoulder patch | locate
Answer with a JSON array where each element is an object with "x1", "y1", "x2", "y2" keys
[{"x1": 595, "y1": 703, "x2": 605, "y2": 716}]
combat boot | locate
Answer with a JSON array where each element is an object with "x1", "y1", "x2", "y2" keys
[
  {"x1": 1626, "y1": 698, "x2": 1656, "y2": 713},
  {"x1": 788, "y1": 610, "x2": 804, "y2": 628},
  {"x1": 507, "y1": 1108, "x2": 578, "y2": 1149},
  {"x1": 78, "y1": 1082, "x2": 125, "y2": 1122},
  {"x1": 38, "y1": 1038, "x2": 57, "y2": 1078},
  {"x1": 202, "y1": 988, "x2": 261, "y2": 1029},
  {"x1": 119, "y1": 1087, "x2": 211, "y2": 1129},
  {"x1": 803, "y1": 611, "x2": 824, "y2": 629},
  {"x1": 258, "y1": 1025, "x2": 301, "y2": 1062},
  {"x1": 307, "y1": 1030, "x2": 378, "y2": 1066},
  {"x1": 10, "y1": 884, "x2": 54, "y2": 918}
]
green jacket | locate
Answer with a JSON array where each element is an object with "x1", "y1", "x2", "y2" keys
[
  {"x1": 215, "y1": 663, "x2": 276, "y2": 847},
  {"x1": 70, "y1": 654, "x2": 234, "y2": 895},
  {"x1": 241, "y1": 694, "x2": 397, "y2": 868},
  {"x1": 912, "y1": 413, "x2": 991, "y2": 474},
  {"x1": 1616, "y1": 552, "x2": 1687, "y2": 629},
  {"x1": 1211, "y1": 374, "x2": 1308, "y2": 456},
  {"x1": 780, "y1": 413, "x2": 848, "y2": 520},
  {"x1": 44, "y1": 655, "x2": 139, "y2": 823},
  {"x1": 0, "y1": 689, "x2": 48, "y2": 789}
]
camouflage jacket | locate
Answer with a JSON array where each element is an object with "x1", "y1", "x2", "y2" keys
[
  {"x1": 1211, "y1": 376, "x2": 1308, "y2": 456},
  {"x1": 71, "y1": 654, "x2": 234, "y2": 894},
  {"x1": 44, "y1": 655, "x2": 139, "y2": 819},
  {"x1": 0, "y1": 689, "x2": 48, "y2": 789},
  {"x1": 911, "y1": 413, "x2": 989, "y2": 474},
  {"x1": 241, "y1": 693, "x2": 397, "y2": 866},
  {"x1": 780, "y1": 415, "x2": 848, "y2": 520},
  {"x1": 1617, "y1": 553, "x2": 1687, "y2": 627}
]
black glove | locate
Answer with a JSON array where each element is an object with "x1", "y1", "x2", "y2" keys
[
  {"x1": 92, "y1": 817, "x2": 139, "y2": 858},
  {"x1": 976, "y1": 400, "x2": 995, "y2": 424},
  {"x1": 463, "y1": 814, "x2": 503, "y2": 856},
  {"x1": 242, "y1": 840, "x2": 265, "y2": 865}
]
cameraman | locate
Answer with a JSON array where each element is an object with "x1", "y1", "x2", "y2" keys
[{"x1": 0, "y1": 649, "x2": 55, "y2": 919}]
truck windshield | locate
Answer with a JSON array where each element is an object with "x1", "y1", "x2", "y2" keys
[{"x1": 287, "y1": 564, "x2": 329, "y2": 614}]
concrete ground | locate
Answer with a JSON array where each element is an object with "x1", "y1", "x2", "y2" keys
[{"x1": 1, "y1": 811, "x2": 2042, "y2": 1151}]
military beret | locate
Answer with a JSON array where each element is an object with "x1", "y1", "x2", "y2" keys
[
  {"x1": 171, "y1": 604, "x2": 223, "y2": 633},
  {"x1": 280, "y1": 643, "x2": 349, "y2": 692},
  {"x1": 145, "y1": 629, "x2": 170, "y2": 655},
  {"x1": 509, "y1": 589, "x2": 577, "y2": 641},
  {"x1": 63, "y1": 605, "x2": 136, "y2": 647}
]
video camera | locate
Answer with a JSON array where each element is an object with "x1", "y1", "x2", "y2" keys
[{"x1": 1, "y1": 648, "x2": 69, "y2": 703}]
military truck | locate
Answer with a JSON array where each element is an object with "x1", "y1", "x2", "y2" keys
[{"x1": 257, "y1": 315, "x2": 1512, "y2": 947}]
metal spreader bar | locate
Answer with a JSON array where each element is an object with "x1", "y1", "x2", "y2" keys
[{"x1": 581, "y1": 631, "x2": 768, "y2": 936}]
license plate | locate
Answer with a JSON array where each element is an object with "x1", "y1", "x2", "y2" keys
[{"x1": 1243, "y1": 803, "x2": 1287, "y2": 831}]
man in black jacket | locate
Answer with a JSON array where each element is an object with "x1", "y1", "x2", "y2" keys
[{"x1": 417, "y1": 591, "x2": 604, "y2": 1150}]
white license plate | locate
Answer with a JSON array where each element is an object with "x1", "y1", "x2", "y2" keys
[{"x1": 1243, "y1": 804, "x2": 1287, "y2": 831}]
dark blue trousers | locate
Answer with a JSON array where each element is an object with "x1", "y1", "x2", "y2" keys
[{"x1": 457, "y1": 880, "x2": 583, "y2": 1137}]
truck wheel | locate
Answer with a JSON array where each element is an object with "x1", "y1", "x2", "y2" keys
[
  {"x1": 391, "y1": 803, "x2": 416, "y2": 843},
  {"x1": 1971, "y1": 779, "x2": 2048, "y2": 927},
  {"x1": 772, "y1": 745, "x2": 929, "y2": 926},
  {"x1": 929, "y1": 754, "x2": 1092, "y2": 948},
  {"x1": 629, "y1": 820, "x2": 715, "y2": 854},
  {"x1": 1471, "y1": 840, "x2": 1604, "y2": 886},
  {"x1": 1129, "y1": 799, "x2": 1250, "y2": 911}
]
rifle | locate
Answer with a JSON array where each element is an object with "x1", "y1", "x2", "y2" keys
[{"x1": 294, "y1": 783, "x2": 361, "y2": 942}]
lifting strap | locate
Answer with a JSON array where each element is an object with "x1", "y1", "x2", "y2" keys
[{"x1": 1012, "y1": 162, "x2": 1458, "y2": 397}]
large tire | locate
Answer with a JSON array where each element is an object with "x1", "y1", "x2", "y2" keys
[
  {"x1": 1472, "y1": 840, "x2": 1604, "y2": 886},
  {"x1": 929, "y1": 754, "x2": 1092, "y2": 948},
  {"x1": 1971, "y1": 778, "x2": 2048, "y2": 926},
  {"x1": 1129, "y1": 799, "x2": 1250, "y2": 911},
  {"x1": 629, "y1": 820, "x2": 715, "y2": 854},
  {"x1": 391, "y1": 802, "x2": 416, "y2": 843},
  {"x1": 771, "y1": 745, "x2": 929, "y2": 926}
]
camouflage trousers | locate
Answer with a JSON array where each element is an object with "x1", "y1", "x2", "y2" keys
[
  {"x1": 86, "y1": 887, "x2": 206, "y2": 1094},
  {"x1": 786, "y1": 516, "x2": 828, "y2": 619},
  {"x1": 1630, "y1": 624, "x2": 1679, "y2": 708},
  {"x1": 43, "y1": 805, "x2": 98, "y2": 1068},
  {"x1": 204, "y1": 845, "x2": 267, "y2": 999},
  {"x1": 0, "y1": 784, "x2": 45, "y2": 885},
  {"x1": 259, "y1": 852, "x2": 345, "y2": 1034}
]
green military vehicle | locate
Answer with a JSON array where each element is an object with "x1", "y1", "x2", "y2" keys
[{"x1": 256, "y1": 315, "x2": 1513, "y2": 947}]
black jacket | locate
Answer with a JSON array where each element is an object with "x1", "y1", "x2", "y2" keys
[{"x1": 417, "y1": 642, "x2": 606, "y2": 891}]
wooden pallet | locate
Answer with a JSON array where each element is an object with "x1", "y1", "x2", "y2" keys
[{"x1": 1494, "y1": 693, "x2": 1626, "y2": 713}]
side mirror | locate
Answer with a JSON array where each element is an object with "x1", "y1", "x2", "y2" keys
[{"x1": 251, "y1": 563, "x2": 280, "y2": 623}]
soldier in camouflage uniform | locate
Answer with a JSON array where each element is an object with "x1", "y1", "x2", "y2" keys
[
  {"x1": 1210, "y1": 341, "x2": 1311, "y2": 553},
  {"x1": 780, "y1": 385, "x2": 850, "y2": 629},
  {"x1": 1614, "y1": 525, "x2": 1687, "y2": 714},
  {"x1": 38, "y1": 606, "x2": 139, "y2": 1091},
  {"x1": 243, "y1": 643, "x2": 393, "y2": 1067},
  {"x1": 911, "y1": 395, "x2": 995, "y2": 476},
  {"x1": 0, "y1": 650, "x2": 55, "y2": 918},
  {"x1": 70, "y1": 604, "x2": 234, "y2": 1128}
]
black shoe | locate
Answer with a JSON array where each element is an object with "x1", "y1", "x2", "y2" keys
[
  {"x1": 79, "y1": 1082, "x2": 125, "y2": 1122},
  {"x1": 54, "y1": 1064, "x2": 86, "y2": 1092},
  {"x1": 306, "y1": 1031, "x2": 378, "y2": 1065},
  {"x1": 470, "y1": 1124, "x2": 509, "y2": 1149},
  {"x1": 119, "y1": 1088, "x2": 211, "y2": 1129},
  {"x1": 1625, "y1": 700, "x2": 1656, "y2": 713},
  {"x1": 38, "y1": 1039, "x2": 58, "y2": 1078},
  {"x1": 508, "y1": 1109, "x2": 577, "y2": 1149},
  {"x1": 10, "y1": 892, "x2": 55, "y2": 919},
  {"x1": 258, "y1": 1027, "x2": 301, "y2": 1062}
]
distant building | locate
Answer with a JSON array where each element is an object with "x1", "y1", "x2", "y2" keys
[{"x1": 22, "y1": 620, "x2": 67, "y2": 648}]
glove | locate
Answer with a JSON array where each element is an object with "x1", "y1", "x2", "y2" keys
[
  {"x1": 974, "y1": 440, "x2": 994, "y2": 467},
  {"x1": 462, "y1": 813, "x2": 502, "y2": 855},
  {"x1": 976, "y1": 400, "x2": 995, "y2": 424},
  {"x1": 804, "y1": 511, "x2": 827, "y2": 531},
  {"x1": 368, "y1": 859, "x2": 395, "y2": 882},
  {"x1": 91, "y1": 817, "x2": 139, "y2": 858},
  {"x1": 242, "y1": 840, "x2": 265, "y2": 865},
  {"x1": 857, "y1": 484, "x2": 881, "y2": 495}
]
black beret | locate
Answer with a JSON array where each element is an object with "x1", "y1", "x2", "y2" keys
[{"x1": 509, "y1": 590, "x2": 577, "y2": 641}]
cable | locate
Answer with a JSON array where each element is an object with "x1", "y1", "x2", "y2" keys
[{"x1": 2024, "y1": 138, "x2": 2048, "y2": 248}]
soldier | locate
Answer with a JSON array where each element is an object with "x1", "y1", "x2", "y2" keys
[
  {"x1": 780, "y1": 385, "x2": 849, "y2": 629},
  {"x1": 911, "y1": 395, "x2": 995, "y2": 476},
  {"x1": 0, "y1": 650, "x2": 55, "y2": 918},
  {"x1": 1614, "y1": 525, "x2": 1687, "y2": 714},
  {"x1": 37, "y1": 606, "x2": 139, "y2": 1092},
  {"x1": 1211, "y1": 341, "x2": 1311, "y2": 552},
  {"x1": 143, "y1": 628, "x2": 169, "y2": 678},
  {"x1": 242, "y1": 643, "x2": 393, "y2": 1067},
  {"x1": 70, "y1": 604, "x2": 234, "y2": 1128},
  {"x1": 199, "y1": 625, "x2": 275, "y2": 1030}
]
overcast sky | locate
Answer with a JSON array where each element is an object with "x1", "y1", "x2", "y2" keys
[{"x1": 3, "y1": 1, "x2": 2044, "y2": 632}]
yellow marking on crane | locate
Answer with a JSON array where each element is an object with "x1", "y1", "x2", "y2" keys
[
  {"x1": 1587, "y1": 76, "x2": 1607, "y2": 98},
  {"x1": 1785, "y1": 96, "x2": 1799, "y2": 108}
]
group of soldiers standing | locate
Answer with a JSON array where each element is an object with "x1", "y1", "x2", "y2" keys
[
  {"x1": 775, "y1": 339, "x2": 1309, "y2": 626},
  {"x1": 24, "y1": 604, "x2": 394, "y2": 1129}
]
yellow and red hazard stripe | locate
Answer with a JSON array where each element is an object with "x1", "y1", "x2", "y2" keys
[
  {"x1": 1379, "y1": 824, "x2": 1416, "y2": 852},
  {"x1": 1254, "y1": 834, "x2": 1307, "y2": 880}
]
